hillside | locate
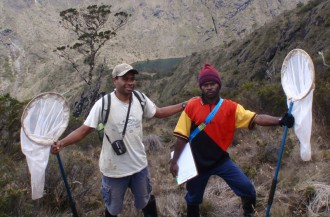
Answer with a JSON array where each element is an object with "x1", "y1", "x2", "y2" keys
[
  {"x1": 1, "y1": 0, "x2": 330, "y2": 217},
  {"x1": 0, "y1": 0, "x2": 309, "y2": 101},
  {"x1": 160, "y1": 0, "x2": 330, "y2": 128}
]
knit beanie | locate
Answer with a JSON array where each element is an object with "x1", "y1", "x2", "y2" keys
[{"x1": 198, "y1": 64, "x2": 221, "y2": 87}]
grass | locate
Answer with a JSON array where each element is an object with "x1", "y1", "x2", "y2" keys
[{"x1": 1, "y1": 92, "x2": 330, "y2": 217}]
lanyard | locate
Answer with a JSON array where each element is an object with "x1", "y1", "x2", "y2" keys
[{"x1": 189, "y1": 98, "x2": 223, "y2": 142}]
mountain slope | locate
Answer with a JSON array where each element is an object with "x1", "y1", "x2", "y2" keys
[
  {"x1": 161, "y1": 0, "x2": 330, "y2": 125},
  {"x1": 0, "y1": 0, "x2": 309, "y2": 100}
]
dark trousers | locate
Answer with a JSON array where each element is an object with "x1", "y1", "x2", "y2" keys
[{"x1": 185, "y1": 158, "x2": 256, "y2": 204}]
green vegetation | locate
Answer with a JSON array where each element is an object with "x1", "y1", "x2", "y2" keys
[
  {"x1": 296, "y1": 0, "x2": 324, "y2": 14},
  {"x1": 0, "y1": 95, "x2": 32, "y2": 217},
  {"x1": 0, "y1": 94, "x2": 25, "y2": 157}
]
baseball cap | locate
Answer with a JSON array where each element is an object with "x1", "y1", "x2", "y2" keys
[{"x1": 112, "y1": 63, "x2": 139, "y2": 78}]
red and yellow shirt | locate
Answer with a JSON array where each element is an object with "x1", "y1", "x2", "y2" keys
[{"x1": 173, "y1": 97, "x2": 256, "y2": 173}]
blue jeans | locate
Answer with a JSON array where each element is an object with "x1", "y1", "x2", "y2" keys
[
  {"x1": 101, "y1": 167, "x2": 152, "y2": 215},
  {"x1": 185, "y1": 158, "x2": 256, "y2": 205}
]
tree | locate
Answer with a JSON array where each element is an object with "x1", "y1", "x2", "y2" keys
[{"x1": 54, "y1": 4, "x2": 129, "y2": 116}]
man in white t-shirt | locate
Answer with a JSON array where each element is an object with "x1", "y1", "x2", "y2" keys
[{"x1": 51, "y1": 63, "x2": 186, "y2": 217}]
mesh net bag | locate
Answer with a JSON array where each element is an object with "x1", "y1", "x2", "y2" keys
[
  {"x1": 281, "y1": 49, "x2": 315, "y2": 161},
  {"x1": 20, "y1": 92, "x2": 70, "y2": 199}
]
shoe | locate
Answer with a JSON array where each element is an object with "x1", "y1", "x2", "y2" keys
[
  {"x1": 142, "y1": 195, "x2": 158, "y2": 217},
  {"x1": 105, "y1": 207, "x2": 117, "y2": 217},
  {"x1": 187, "y1": 204, "x2": 199, "y2": 217},
  {"x1": 241, "y1": 196, "x2": 256, "y2": 217}
]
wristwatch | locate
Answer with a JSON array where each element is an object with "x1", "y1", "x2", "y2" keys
[{"x1": 182, "y1": 102, "x2": 187, "y2": 109}]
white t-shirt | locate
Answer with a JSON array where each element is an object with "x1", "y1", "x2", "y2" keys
[{"x1": 84, "y1": 91, "x2": 156, "y2": 177}]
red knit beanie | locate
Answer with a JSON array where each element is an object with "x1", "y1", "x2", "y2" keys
[{"x1": 198, "y1": 64, "x2": 221, "y2": 87}]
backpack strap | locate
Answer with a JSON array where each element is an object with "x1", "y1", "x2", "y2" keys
[
  {"x1": 101, "y1": 93, "x2": 105, "y2": 123},
  {"x1": 102, "y1": 91, "x2": 144, "y2": 125},
  {"x1": 102, "y1": 93, "x2": 111, "y2": 124},
  {"x1": 133, "y1": 90, "x2": 146, "y2": 112}
]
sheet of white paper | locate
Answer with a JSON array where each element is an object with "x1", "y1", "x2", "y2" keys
[{"x1": 171, "y1": 142, "x2": 198, "y2": 185}]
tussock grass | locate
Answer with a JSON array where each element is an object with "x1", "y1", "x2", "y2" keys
[
  {"x1": 1, "y1": 120, "x2": 330, "y2": 217},
  {"x1": 305, "y1": 183, "x2": 330, "y2": 216},
  {"x1": 1, "y1": 94, "x2": 330, "y2": 217}
]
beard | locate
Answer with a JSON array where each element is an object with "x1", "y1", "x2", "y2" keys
[
  {"x1": 204, "y1": 90, "x2": 218, "y2": 98},
  {"x1": 201, "y1": 85, "x2": 221, "y2": 102}
]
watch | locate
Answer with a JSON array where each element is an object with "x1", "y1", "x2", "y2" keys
[{"x1": 182, "y1": 102, "x2": 187, "y2": 109}]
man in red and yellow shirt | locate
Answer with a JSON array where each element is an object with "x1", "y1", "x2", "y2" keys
[{"x1": 170, "y1": 64, "x2": 294, "y2": 217}]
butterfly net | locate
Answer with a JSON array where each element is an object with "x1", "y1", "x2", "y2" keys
[
  {"x1": 281, "y1": 49, "x2": 315, "y2": 161},
  {"x1": 20, "y1": 92, "x2": 70, "y2": 199}
]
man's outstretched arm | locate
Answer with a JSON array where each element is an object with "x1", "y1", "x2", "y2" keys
[
  {"x1": 51, "y1": 125, "x2": 94, "y2": 154},
  {"x1": 154, "y1": 102, "x2": 186, "y2": 118},
  {"x1": 253, "y1": 113, "x2": 294, "y2": 128}
]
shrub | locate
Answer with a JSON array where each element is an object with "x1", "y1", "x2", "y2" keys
[{"x1": 0, "y1": 94, "x2": 25, "y2": 157}]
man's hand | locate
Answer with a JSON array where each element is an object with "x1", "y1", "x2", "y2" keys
[
  {"x1": 170, "y1": 137, "x2": 186, "y2": 179},
  {"x1": 51, "y1": 141, "x2": 62, "y2": 154},
  {"x1": 170, "y1": 160, "x2": 179, "y2": 178},
  {"x1": 279, "y1": 113, "x2": 295, "y2": 128}
]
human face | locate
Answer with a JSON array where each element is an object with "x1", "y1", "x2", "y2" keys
[
  {"x1": 113, "y1": 71, "x2": 136, "y2": 95},
  {"x1": 200, "y1": 81, "x2": 220, "y2": 100}
]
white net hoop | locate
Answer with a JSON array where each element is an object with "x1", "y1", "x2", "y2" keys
[
  {"x1": 281, "y1": 49, "x2": 315, "y2": 161},
  {"x1": 21, "y1": 92, "x2": 70, "y2": 145},
  {"x1": 20, "y1": 92, "x2": 70, "y2": 199},
  {"x1": 281, "y1": 49, "x2": 315, "y2": 101}
]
